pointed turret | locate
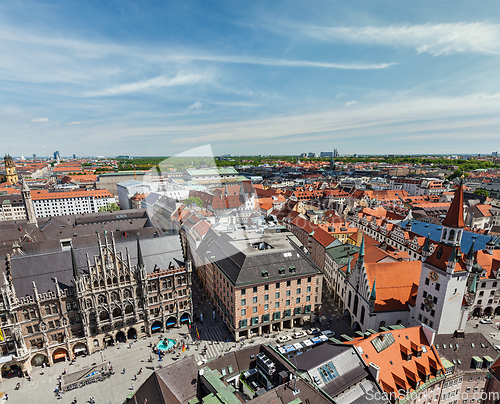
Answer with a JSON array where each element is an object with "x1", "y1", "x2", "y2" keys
[
  {"x1": 136, "y1": 233, "x2": 144, "y2": 268},
  {"x1": 466, "y1": 241, "x2": 475, "y2": 262},
  {"x1": 442, "y1": 184, "x2": 465, "y2": 229},
  {"x1": 345, "y1": 255, "x2": 352, "y2": 277},
  {"x1": 357, "y1": 234, "x2": 365, "y2": 267},
  {"x1": 370, "y1": 278, "x2": 376, "y2": 301},
  {"x1": 469, "y1": 273, "x2": 477, "y2": 293},
  {"x1": 71, "y1": 247, "x2": 80, "y2": 280}
]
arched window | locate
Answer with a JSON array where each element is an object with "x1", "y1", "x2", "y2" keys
[
  {"x1": 98, "y1": 295, "x2": 107, "y2": 304},
  {"x1": 112, "y1": 307, "x2": 122, "y2": 318},
  {"x1": 99, "y1": 311, "x2": 109, "y2": 321},
  {"x1": 124, "y1": 289, "x2": 132, "y2": 299},
  {"x1": 449, "y1": 230, "x2": 455, "y2": 241},
  {"x1": 23, "y1": 309, "x2": 29, "y2": 321},
  {"x1": 45, "y1": 305, "x2": 51, "y2": 315},
  {"x1": 360, "y1": 306, "x2": 365, "y2": 325},
  {"x1": 111, "y1": 292, "x2": 120, "y2": 302},
  {"x1": 86, "y1": 299, "x2": 93, "y2": 309},
  {"x1": 353, "y1": 295, "x2": 359, "y2": 316}
]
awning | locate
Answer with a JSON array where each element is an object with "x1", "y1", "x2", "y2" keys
[
  {"x1": 0, "y1": 355, "x2": 13, "y2": 364},
  {"x1": 166, "y1": 321, "x2": 176, "y2": 326},
  {"x1": 152, "y1": 325, "x2": 161, "y2": 330},
  {"x1": 104, "y1": 336, "x2": 113, "y2": 341},
  {"x1": 74, "y1": 346, "x2": 87, "y2": 353},
  {"x1": 54, "y1": 352, "x2": 66, "y2": 360}
]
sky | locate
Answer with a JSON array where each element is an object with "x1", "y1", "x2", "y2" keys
[{"x1": 1, "y1": 1, "x2": 500, "y2": 157}]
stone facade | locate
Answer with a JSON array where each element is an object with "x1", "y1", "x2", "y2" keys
[{"x1": 0, "y1": 233, "x2": 192, "y2": 381}]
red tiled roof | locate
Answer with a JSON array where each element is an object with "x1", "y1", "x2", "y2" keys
[
  {"x1": 31, "y1": 189, "x2": 113, "y2": 200},
  {"x1": 343, "y1": 327, "x2": 443, "y2": 396},
  {"x1": 442, "y1": 185, "x2": 465, "y2": 228}
]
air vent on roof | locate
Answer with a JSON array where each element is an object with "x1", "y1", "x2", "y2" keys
[
  {"x1": 289, "y1": 266, "x2": 296, "y2": 273},
  {"x1": 279, "y1": 268, "x2": 285, "y2": 274},
  {"x1": 262, "y1": 270, "x2": 269, "y2": 278}
]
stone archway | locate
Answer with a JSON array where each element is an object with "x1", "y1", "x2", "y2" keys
[
  {"x1": 72, "y1": 342, "x2": 88, "y2": 357},
  {"x1": 103, "y1": 335, "x2": 114, "y2": 347},
  {"x1": 1, "y1": 363, "x2": 22, "y2": 379},
  {"x1": 127, "y1": 328, "x2": 137, "y2": 340},
  {"x1": 180, "y1": 313, "x2": 190, "y2": 324},
  {"x1": 53, "y1": 347, "x2": 68, "y2": 363},
  {"x1": 495, "y1": 306, "x2": 500, "y2": 316},
  {"x1": 151, "y1": 320, "x2": 162, "y2": 334},
  {"x1": 116, "y1": 331, "x2": 126, "y2": 343},
  {"x1": 484, "y1": 307, "x2": 493, "y2": 316},
  {"x1": 166, "y1": 316, "x2": 177, "y2": 328},
  {"x1": 473, "y1": 307, "x2": 482, "y2": 318},
  {"x1": 31, "y1": 353, "x2": 47, "y2": 367}
]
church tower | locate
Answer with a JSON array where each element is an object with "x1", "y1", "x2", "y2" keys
[
  {"x1": 21, "y1": 179, "x2": 38, "y2": 227},
  {"x1": 4, "y1": 154, "x2": 18, "y2": 184},
  {"x1": 413, "y1": 183, "x2": 469, "y2": 334}
]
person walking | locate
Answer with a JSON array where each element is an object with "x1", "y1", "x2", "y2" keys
[{"x1": 123, "y1": 368, "x2": 126, "y2": 374}]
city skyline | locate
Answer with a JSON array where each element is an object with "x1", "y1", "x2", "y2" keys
[{"x1": 1, "y1": 1, "x2": 500, "y2": 156}]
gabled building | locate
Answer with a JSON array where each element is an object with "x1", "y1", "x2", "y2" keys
[{"x1": 343, "y1": 325, "x2": 446, "y2": 404}]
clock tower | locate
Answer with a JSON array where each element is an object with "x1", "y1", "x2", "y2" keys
[{"x1": 413, "y1": 183, "x2": 469, "y2": 334}]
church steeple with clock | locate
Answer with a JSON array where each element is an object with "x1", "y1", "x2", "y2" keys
[{"x1": 413, "y1": 182, "x2": 470, "y2": 334}]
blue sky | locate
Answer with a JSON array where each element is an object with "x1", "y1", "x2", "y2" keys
[{"x1": 1, "y1": 1, "x2": 500, "y2": 157}]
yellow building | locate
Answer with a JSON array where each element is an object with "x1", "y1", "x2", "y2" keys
[{"x1": 0, "y1": 154, "x2": 18, "y2": 184}]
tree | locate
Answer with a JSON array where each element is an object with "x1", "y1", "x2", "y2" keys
[
  {"x1": 473, "y1": 189, "x2": 489, "y2": 197},
  {"x1": 182, "y1": 197, "x2": 204, "y2": 207},
  {"x1": 98, "y1": 203, "x2": 120, "y2": 212}
]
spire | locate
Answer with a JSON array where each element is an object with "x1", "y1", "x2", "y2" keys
[
  {"x1": 422, "y1": 233, "x2": 431, "y2": 253},
  {"x1": 370, "y1": 278, "x2": 376, "y2": 301},
  {"x1": 22, "y1": 178, "x2": 30, "y2": 192},
  {"x1": 136, "y1": 233, "x2": 144, "y2": 268},
  {"x1": 448, "y1": 246, "x2": 460, "y2": 264},
  {"x1": 466, "y1": 241, "x2": 475, "y2": 262},
  {"x1": 359, "y1": 234, "x2": 365, "y2": 256},
  {"x1": 442, "y1": 184, "x2": 465, "y2": 228},
  {"x1": 357, "y1": 234, "x2": 365, "y2": 267},
  {"x1": 346, "y1": 255, "x2": 352, "y2": 275},
  {"x1": 469, "y1": 273, "x2": 477, "y2": 293},
  {"x1": 71, "y1": 247, "x2": 80, "y2": 279}
]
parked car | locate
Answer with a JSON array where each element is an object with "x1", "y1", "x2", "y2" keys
[
  {"x1": 306, "y1": 327, "x2": 320, "y2": 335},
  {"x1": 321, "y1": 330, "x2": 335, "y2": 338},
  {"x1": 479, "y1": 319, "x2": 493, "y2": 324},
  {"x1": 277, "y1": 335, "x2": 292, "y2": 343},
  {"x1": 293, "y1": 331, "x2": 307, "y2": 339}
]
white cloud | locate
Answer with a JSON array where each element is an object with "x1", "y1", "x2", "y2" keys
[
  {"x1": 41, "y1": 145, "x2": 47, "y2": 149},
  {"x1": 345, "y1": 101, "x2": 357, "y2": 106},
  {"x1": 197, "y1": 54, "x2": 396, "y2": 70},
  {"x1": 303, "y1": 22, "x2": 500, "y2": 56},
  {"x1": 88, "y1": 72, "x2": 209, "y2": 97},
  {"x1": 31, "y1": 117, "x2": 49, "y2": 123},
  {"x1": 108, "y1": 92, "x2": 500, "y2": 147},
  {"x1": 67, "y1": 121, "x2": 81, "y2": 125},
  {"x1": 335, "y1": 92, "x2": 347, "y2": 99},
  {"x1": 187, "y1": 101, "x2": 202, "y2": 109}
]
